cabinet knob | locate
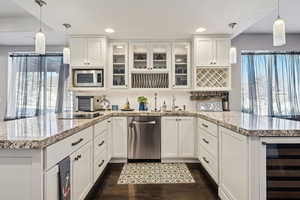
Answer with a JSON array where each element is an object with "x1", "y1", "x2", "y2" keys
[
  {"x1": 202, "y1": 138, "x2": 209, "y2": 144},
  {"x1": 202, "y1": 157, "x2": 209, "y2": 164},
  {"x1": 98, "y1": 160, "x2": 105, "y2": 168}
]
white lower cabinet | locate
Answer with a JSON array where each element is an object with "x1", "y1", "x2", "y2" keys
[
  {"x1": 198, "y1": 118, "x2": 219, "y2": 183},
  {"x1": 162, "y1": 117, "x2": 195, "y2": 159},
  {"x1": 112, "y1": 117, "x2": 127, "y2": 159},
  {"x1": 45, "y1": 165, "x2": 59, "y2": 200},
  {"x1": 71, "y1": 142, "x2": 93, "y2": 200},
  {"x1": 218, "y1": 127, "x2": 249, "y2": 200}
]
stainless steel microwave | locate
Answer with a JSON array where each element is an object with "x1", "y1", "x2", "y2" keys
[{"x1": 74, "y1": 69, "x2": 103, "y2": 87}]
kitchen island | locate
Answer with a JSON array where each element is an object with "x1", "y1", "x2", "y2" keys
[{"x1": 1, "y1": 111, "x2": 300, "y2": 200}]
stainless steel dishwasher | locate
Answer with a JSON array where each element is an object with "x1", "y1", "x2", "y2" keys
[{"x1": 127, "y1": 116, "x2": 161, "y2": 161}]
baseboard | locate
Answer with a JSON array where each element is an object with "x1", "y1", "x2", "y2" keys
[
  {"x1": 161, "y1": 158, "x2": 200, "y2": 163},
  {"x1": 110, "y1": 157, "x2": 127, "y2": 163}
]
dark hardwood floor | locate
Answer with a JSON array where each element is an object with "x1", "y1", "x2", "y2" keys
[{"x1": 86, "y1": 163, "x2": 219, "y2": 200}]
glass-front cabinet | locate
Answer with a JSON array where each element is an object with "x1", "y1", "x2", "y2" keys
[
  {"x1": 129, "y1": 42, "x2": 171, "y2": 72},
  {"x1": 172, "y1": 42, "x2": 190, "y2": 88},
  {"x1": 110, "y1": 43, "x2": 128, "y2": 88}
]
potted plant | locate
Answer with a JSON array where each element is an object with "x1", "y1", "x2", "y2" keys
[{"x1": 137, "y1": 96, "x2": 148, "y2": 111}]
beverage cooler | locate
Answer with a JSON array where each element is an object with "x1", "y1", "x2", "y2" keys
[{"x1": 261, "y1": 139, "x2": 300, "y2": 200}]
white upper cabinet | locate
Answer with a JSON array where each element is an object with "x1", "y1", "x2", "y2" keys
[
  {"x1": 172, "y1": 42, "x2": 190, "y2": 88},
  {"x1": 194, "y1": 37, "x2": 230, "y2": 67},
  {"x1": 70, "y1": 36, "x2": 106, "y2": 67},
  {"x1": 110, "y1": 42, "x2": 128, "y2": 88},
  {"x1": 129, "y1": 42, "x2": 171, "y2": 72}
]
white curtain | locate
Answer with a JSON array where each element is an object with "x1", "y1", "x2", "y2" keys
[
  {"x1": 241, "y1": 52, "x2": 300, "y2": 116},
  {"x1": 6, "y1": 53, "x2": 72, "y2": 120}
]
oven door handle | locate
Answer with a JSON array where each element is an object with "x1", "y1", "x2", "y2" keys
[{"x1": 131, "y1": 121, "x2": 156, "y2": 125}]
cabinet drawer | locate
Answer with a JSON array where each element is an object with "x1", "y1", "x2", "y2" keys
[
  {"x1": 198, "y1": 118, "x2": 218, "y2": 137},
  {"x1": 199, "y1": 145, "x2": 218, "y2": 183},
  {"x1": 94, "y1": 150, "x2": 108, "y2": 181},
  {"x1": 199, "y1": 130, "x2": 218, "y2": 158},
  {"x1": 94, "y1": 120, "x2": 108, "y2": 138},
  {"x1": 46, "y1": 126, "x2": 93, "y2": 169},
  {"x1": 94, "y1": 131, "x2": 107, "y2": 158}
]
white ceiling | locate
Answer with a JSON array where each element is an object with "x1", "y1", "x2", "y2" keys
[
  {"x1": 3, "y1": 0, "x2": 297, "y2": 45},
  {"x1": 10, "y1": 0, "x2": 275, "y2": 40},
  {"x1": 246, "y1": 0, "x2": 300, "y2": 33},
  {"x1": 0, "y1": 0, "x2": 62, "y2": 45}
]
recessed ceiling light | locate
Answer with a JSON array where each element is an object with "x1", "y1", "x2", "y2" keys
[
  {"x1": 196, "y1": 27, "x2": 206, "y2": 33},
  {"x1": 105, "y1": 28, "x2": 115, "y2": 33},
  {"x1": 116, "y1": 45, "x2": 123, "y2": 49}
]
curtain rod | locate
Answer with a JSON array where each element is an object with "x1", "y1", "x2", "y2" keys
[
  {"x1": 242, "y1": 51, "x2": 300, "y2": 55},
  {"x1": 9, "y1": 53, "x2": 63, "y2": 57}
]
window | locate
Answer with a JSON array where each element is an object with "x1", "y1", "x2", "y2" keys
[
  {"x1": 6, "y1": 53, "x2": 72, "y2": 120},
  {"x1": 241, "y1": 52, "x2": 300, "y2": 116}
]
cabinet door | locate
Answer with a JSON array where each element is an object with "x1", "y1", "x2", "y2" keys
[
  {"x1": 172, "y1": 42, "x2": 190, "y2": 88},
  {"x1": 161, "y1": 117, "x2": 178, "y2": 158},
  {"x1": 130, "y1": 43, "x2": 150, "y2": 72},
  {"x1": 111, "y1": 43, "x2": 128, "y2": 88},
  {"x1": 45, "y1": 165, "x2": 59, "y2": 200},
  {"x1": 87, "y1": 38, "x2": 104, "y2": 66},
  {"x1": 70, "y1": 38, "x2": 87, "y2": 66},
  {"x1": 219, "y1": 127, "x2": 248, "y2": 200},
  {"x1": 112, "y1": 117, "x2": 127, "y2": 158},
  {"x1": 106, "y1": 119, "x2": 113, "y2": 160},
  {"x1": 178, "y1": 117, "x2": 195, "y2": 158},
  {"x1": 215, "y1": 39, "x2": 230, "y2": 66},
  {"x1": 151, "y1": 43, "x2": 171, "y2": 72},
  {"x1": 71, "y1": 142, "x2": 93, "y2": 200},
  {"x1": 194, "y1": 38, "x2": 214, "y2": 66}
]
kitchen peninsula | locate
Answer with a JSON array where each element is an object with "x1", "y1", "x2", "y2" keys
[{"x1": 1, "y1": 111, "x2": 300, "y2": 200}]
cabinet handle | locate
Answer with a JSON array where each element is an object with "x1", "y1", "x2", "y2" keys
[
  {"x1": 202, "y1": 123, "x2": 208, "y2": 128},
  {"x1": 74, "y1": 154, "x2": 81, "y2": 161},
  {"x1": 202, "y1": 138, "x2": 209, "y2": 144},
  {"x1": 98, "y1": 141, "x2": 105, "y2": 147},
  {"x1": 98, "y1": 160, "x2": 105, "y2": 168},
  {"x1": 71, "y1": 138, "x2": 84, "y2": 146},
  {"x1": 107, "y1": 121, "x2": 111, "y2": 123},
  {"x1": 202, "y1": 157, "x2": 209, "y2": 164}
]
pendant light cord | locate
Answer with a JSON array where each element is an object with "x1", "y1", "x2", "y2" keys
[
  {"x1": 277, "y1": 0, "x2": 280, "y2": 18},
  {"x1": 39, "y1": 5, "x2": 42, "y2": 32}
]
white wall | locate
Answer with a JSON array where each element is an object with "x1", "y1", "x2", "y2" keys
[
  {"x1": 76, "y1": 90, "x2": 195, "y2": 111},
  {"x1": 0, "y1": 45, "x2": 63, "y2": 120},
  {"x1": 230, "y1": 33, "x2": 300, "y2": 111}
]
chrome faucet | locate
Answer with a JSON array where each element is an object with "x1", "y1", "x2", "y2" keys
[{"x1": 172, "y1": 95, "x2": 178, "y2": 111}]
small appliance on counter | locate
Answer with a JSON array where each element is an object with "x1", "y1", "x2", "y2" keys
[
  {"x1": 73, "y1": 69, "x2": 104, "y2": 87},
  {"x1": 191, "y1": 91, "x2": 230, "y2": 112},
  {"x1": 76, "y1": 96, "x2": 102, "y2": 112}
]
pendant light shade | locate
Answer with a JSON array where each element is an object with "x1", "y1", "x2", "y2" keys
[
  {"x1": 62, "y1": 23, "x2": 71, "y2": 64},
  {"x1": 35, "y1": 0, "x2": 47, "y2": 54},
  {"x1": 273, "y1": 17, "x2": 286, "y2": 46},
  {"x1": 63, "y1": 47, "x2": 71, "y2": 64},
  {"x1": 273, "y1": 0, "x2": 286, "y2": 46},
  {"x1": 35, "y1": 31, "x2": 46, "y2": 54},
  {"x1": 228, "y1": 22, "x2": 238, "y2": 64},
  {"x1": 229, "y1": 47, "x2": 237, "y2": 64}
]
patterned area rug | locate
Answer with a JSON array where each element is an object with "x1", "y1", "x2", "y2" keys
[{"x1": 117, "y1": 163, "x2": 195, "y2": 184}]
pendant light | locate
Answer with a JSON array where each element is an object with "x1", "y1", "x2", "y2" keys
[
  {"x1": 229, "y1": 22, "x2": 237, "y2": 64},
  {"x1": 35, "y1": 0, "x2": 47, "y2": 54},
  {"x1": 62, "y1": 23, "x2": 71, "y2": 64},
  {"x1": 273, "y1": 0, "x2": 286, "y2": 46}
]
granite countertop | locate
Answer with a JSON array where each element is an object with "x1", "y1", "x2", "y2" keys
[
  {"x1": 198, "y1": 111, "x2": 300, "y2": 137},
  {"x1": 1, "y1": 111, "x2": 300, "y2": 149}
]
